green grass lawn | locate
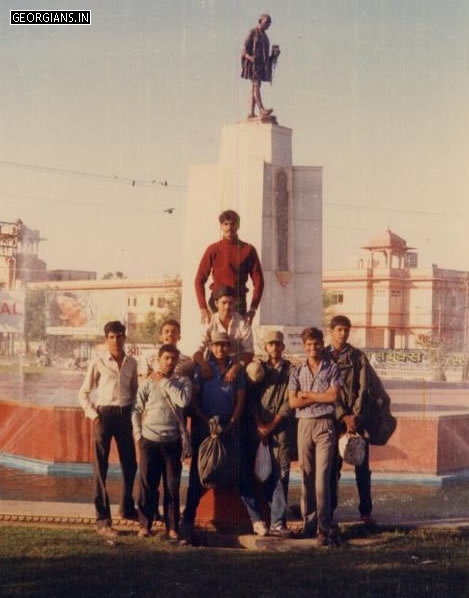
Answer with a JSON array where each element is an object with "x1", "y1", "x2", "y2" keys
[{"x1": 0, "y1": 525, "x2": 467, "y2": 597}]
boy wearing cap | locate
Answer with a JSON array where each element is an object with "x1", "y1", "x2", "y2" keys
[
  {"x1": 181, "y1": 331, "x2": 248, "y2": 541},
  {"x1": 193, "y1": 285, "x2": 254, "y2": 383},
  {"x1": 194, "y1": 209, "x2": 264, "y2": 324},
  {"x1": 288, "y1": 327, "x2": 341, "y2": 546},
  {"x1": 249, "y1": 330, "x2": 294, "y2": 536}
]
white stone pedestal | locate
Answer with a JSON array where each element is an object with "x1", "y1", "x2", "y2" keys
[{"x1": 180, "y1": 120, "x2": 322, "y2": 355}]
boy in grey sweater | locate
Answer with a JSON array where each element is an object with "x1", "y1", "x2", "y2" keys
[{"x1": 132, "y1": 344, "x2": 191, "y2": 538}]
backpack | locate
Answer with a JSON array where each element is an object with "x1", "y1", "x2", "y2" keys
[{"x1": 362, "y1": 365, "x2": 397, "y2": 446}]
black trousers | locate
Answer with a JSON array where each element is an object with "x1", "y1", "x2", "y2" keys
[
  {"x1": 330, "y1": 439, "x2": 372, "y2": 518},
  {"x1": 93, "y1": 406, "x2": 137, "y2": 527},
  {"x1": 137, "y1": 437, "x2": 182, "y2": 532}
]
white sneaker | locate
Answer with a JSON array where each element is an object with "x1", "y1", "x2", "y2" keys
[{"x1": 253, "y1": 521, "x2": 268, "y2": 537}]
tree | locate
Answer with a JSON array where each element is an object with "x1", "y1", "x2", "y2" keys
[
  {"x1": 136, "y1": 311, "x2": 158, "y2": 344},
  {"x1": 322, "y1": 289, "x2": 338, "y2": 329},
  {"x1": 24, "y1": 288, "x2": 46, "y2": 352},
  {"x1": 165, "y1": 286, "x2": 181, "y2": 321}
]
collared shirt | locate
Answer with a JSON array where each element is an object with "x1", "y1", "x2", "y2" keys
[
  {"x1": 288, "y1": 357, "x2": 341, "y2": 419},
  {"x1": 78, "y1": 352, "x2": 138, "y2": 420},
  {"x1": 197, "y1": 312, "x2": 254, "y2": 358},
  {"x1": 194, "y1": 357, "x2": 246, "y2": 423},
  {"x1": 327, "y1": 343, "x2": 348, "y2": 359}
]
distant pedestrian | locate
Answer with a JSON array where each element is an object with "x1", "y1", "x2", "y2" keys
[{"x1": 78, "y1": 321, "x2": 138, "y2": 537}]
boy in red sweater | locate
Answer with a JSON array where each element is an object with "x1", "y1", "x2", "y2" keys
[{"x1": 194, "y1": 209, "x2": 264, "y2": 325}]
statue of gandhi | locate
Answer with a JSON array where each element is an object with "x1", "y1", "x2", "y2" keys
[{"x1": 241, "y1": 13, "x2": 281, "y2": 119}]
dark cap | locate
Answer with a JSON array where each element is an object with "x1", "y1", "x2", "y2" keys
[
  {"x1": 264, "y1": 330, "x2": 284, "y2": 344},
  {"x1": 211, "y1": 331, "x2": 231, "y2": 345}
]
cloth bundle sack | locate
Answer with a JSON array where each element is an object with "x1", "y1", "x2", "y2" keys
[
  {"x1": 254, "y1": 442, "x2": 272, "y2": 482},
  {"x1": 198, "y1": 417, "x2": 232, "y2": 489},
  {"x1": 339, "y1": 433, "x2": 366, "y2": 466}
]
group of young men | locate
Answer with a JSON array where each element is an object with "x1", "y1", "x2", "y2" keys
[{"x1": 79, "y1": 209, "x2": 376, "y2": 547}]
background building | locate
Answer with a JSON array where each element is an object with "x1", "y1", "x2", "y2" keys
[
  {"x1": 0, "y1": 219, "x2": 47, "y2": 288},
  {"x1": 323, "y1": 229, "x2": 469, "y2": 351},
  {"x1": 0, "y1": 218, "x2": 96, "y2": 289}
]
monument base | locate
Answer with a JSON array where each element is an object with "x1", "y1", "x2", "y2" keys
[
  {"x1": 2, "y1": 397, "x2": 469, "y2": 485},
  {"x1": 245, "y1": 114, "x2": 278, "y2": 125},
  {"x1": 364, "y1": 409, "x2": 469, "y2": 476},
  {"x1": 195, "y1": 488, "x2": 252, "y2": 533}
]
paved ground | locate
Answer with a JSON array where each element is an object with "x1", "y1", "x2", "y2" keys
[{"x1": 1, "y1": 487, "x2": 468, "y2": 530}]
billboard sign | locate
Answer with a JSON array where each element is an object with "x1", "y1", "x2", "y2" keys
[
  {"x1": 46, "y1": 289, "x2": 127, "y2": 336},
  {"x1": 0, "y1": 290, "x2": 25, "y2": 333}
]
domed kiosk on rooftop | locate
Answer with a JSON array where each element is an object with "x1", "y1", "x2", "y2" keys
[{"x1": 361, "y1": 229, "x2": 416, "y2": 271}]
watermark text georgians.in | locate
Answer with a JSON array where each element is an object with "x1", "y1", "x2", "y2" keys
[{"x1": 10, "y1": 11, "x2": 91, "y2": 25}]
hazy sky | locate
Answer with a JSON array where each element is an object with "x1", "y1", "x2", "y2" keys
[{"x1": 1, "y1": 0, "x2": 468, "y2": 279}]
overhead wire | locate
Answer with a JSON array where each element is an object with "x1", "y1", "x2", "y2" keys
[{"x1": 0, "y1": 159, "x2": 187, "y2": 189}]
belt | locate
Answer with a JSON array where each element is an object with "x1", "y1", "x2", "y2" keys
[
  {"x1": 97, "y1": 405, "x2": 132, "y2": 415},
  {"x1": 298, "y1": 414, "x2": 334, "y2": 421}
]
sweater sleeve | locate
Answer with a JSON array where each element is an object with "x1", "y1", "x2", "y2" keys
[
  {"x1": 159, "y1": 376, "x2": 192, "y2": 409},
  {"x1": 131, "y1": 380, "x2": 148, "y2": 440},
  {"x1": 249, "y1": 246, "x2": 264, "y2": 310},
  {"x1": 194, "y1": 245, "x2": 213, "y2": 310}
]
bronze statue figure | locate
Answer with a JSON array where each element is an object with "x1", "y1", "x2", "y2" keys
[{"x1": 241, "y1": 13, "x2": 280, "y2": 120}]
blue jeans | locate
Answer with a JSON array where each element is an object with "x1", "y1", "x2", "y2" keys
[{"x1": 267, "y1": 457, "x2": 289, "y2": 527}]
